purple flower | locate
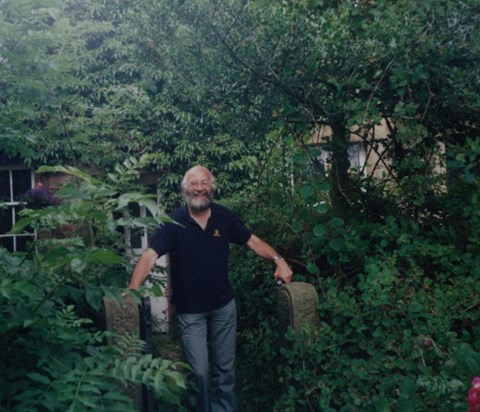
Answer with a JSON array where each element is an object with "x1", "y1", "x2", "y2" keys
[{"x1": 21, "y1": 183, "x2": 61, "y2": 209}]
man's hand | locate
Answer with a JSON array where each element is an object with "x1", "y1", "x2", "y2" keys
[
  {"x1": 246, "y1": 234, "x2": 293, "y2": 284},
  {"x1": 273, "y1": 257, "x2": 293, "y2": 284}
]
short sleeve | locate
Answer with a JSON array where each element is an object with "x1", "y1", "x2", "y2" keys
[
  {"x1": 148, "y1": 222, "x2": 175, "y2": 256},
  {"x1": 228, "y1": 210, "x2": 251, "y2": 245}
]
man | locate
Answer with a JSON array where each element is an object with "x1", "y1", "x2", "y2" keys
[{"x1": 128, "y1": 165, "x2": 292, "y2": 412}]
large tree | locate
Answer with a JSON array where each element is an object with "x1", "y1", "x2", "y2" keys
[
  {"x1": 3, "y1": 0, "x2": 479, "y2": 206},
  {"x1": 1, "y1": 0, "x2": 267, "y2": 207},
  {"x1": 129, "y1": 0, "x2": 480, "y2": 218}
]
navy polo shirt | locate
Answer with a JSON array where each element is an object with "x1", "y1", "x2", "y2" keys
[{"x1": 148, "y1": 203, "x2": 251, "y2": 313}]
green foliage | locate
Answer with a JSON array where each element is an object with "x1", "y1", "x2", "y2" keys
[
  {"x1": 3, "y1": 0, "x2": 480, "y2": 410},
  {"x1": 230, "y1": 152, "x2": 480, "y2": 410},
  {"x1": 0, "y1": 159, "x2": 189, "y2": 411},
  {"x1": 270, "y1": 241, "x2": 480, "y2": 412},
  {"x1": 0, "y1": 247, "x2": 189, "y2": 411},
  {"x1": 8, "y1": 155, "x2": 171, "y2": 303},
  {"x1": 1, "y1": 0, "x2": 265, "y2": 209}
]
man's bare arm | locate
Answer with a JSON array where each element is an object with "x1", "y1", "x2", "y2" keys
[{"x1": 128, "y1": 248, "x2": 159, "y2": 289}]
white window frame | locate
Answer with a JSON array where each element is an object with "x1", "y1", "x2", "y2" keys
[
  {"x1": 0, "y1": 166, "x2": 35, "y2": 252},
  {"x1": 123, "y1": 187, "x2": 170, "y2": 332}
]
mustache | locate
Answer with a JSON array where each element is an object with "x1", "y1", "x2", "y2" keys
[{"x1": 183, "y1": 189, "x2": 213, "y2": 202}]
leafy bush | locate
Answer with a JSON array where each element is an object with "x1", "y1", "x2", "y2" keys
[
  {"x1": 0, "y1": 246, "x2": 190, "y2": 411},
  {"x1": 0, "y1": 157, "x2": 190, "y2": 411},
  {"x1": 229, "y1": 142, "x2": 480, "y2": 411}
]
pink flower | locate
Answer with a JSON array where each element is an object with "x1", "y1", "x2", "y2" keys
[
  {"x1": 469, "y1": 377, "x2": 480, "y2": 412},
  {"x1": 424, "y1": 337, "x2": 432, "y2": 349}
]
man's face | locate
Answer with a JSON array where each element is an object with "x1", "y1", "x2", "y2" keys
[{"x1": 183, "y1": 169, "x2": 214, "y2": 212}]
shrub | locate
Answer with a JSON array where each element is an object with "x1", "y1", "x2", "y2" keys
[
  {"x1": 228, "y1": 144, "x2": 480, "y2": 411},
  {"x1": 0, "y1": 158, "x2": 190, "y2": 411}
]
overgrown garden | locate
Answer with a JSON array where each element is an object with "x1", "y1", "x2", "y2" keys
[{"x1": 1, "y1": 0, "x2": 479, "y2": 410}]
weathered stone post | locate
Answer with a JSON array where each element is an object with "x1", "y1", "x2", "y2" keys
[
  {"x1": 103, "y1": 295, "x2": 142, "y2": 410},
  {"x1": 102, "y1": 295, "x2": 154, "y2": 412},
  {"x1": 277, "y1": 282, "x2": 320, "y2": 334}
]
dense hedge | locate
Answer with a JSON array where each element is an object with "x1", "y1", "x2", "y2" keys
[{"x1": 229, "y1": 145, "x2": 480, "y2": 411}]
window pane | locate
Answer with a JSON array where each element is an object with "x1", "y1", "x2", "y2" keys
[
  {"x1": 131, "y1": 228, "x2": 143, "y2": 249},
  {"x1": 129, "y1": 202, "x2": 140, "y2": 217},
  {"x1": 127, "y1": 203, "x2": 142, "y2": 248},
  {"x1": 0, "y1": 170, "x2": 10, "y2": 202},
  {"x1": 0, "y1": 207, "x2": 13, "y2": 234},
  {"x1": 348, "y1": 143, "x2": 366, "y2": 170},
  {"x1": 0, "y1": 237, "x2": 13, "y2": 252},
  {"x1": 16, "y1": 235, "x2": 33, "y2": 252},
  {"x1": 12, "y1": 169, "x2": 32, "y2": 200}
]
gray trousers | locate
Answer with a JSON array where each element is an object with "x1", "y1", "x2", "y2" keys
[{"x1": 177, "y1": 299, "x2": 238, "y2": 412}]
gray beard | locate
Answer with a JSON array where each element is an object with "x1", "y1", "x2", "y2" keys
[{"x1": 184, "y1": 192, "x2": 212, "y2": 211}]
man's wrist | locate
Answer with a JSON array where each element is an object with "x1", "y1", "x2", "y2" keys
[{"x1": 273, "y1": 254, "x2": 284, "y2": 262}]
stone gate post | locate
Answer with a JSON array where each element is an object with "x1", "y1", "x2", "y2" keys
[
  {"x1": 102, "y1": 295, "x2": 154, "y2": 412},
  {"x1": 277, "y1": 282, "x2": 320, "y2": 334}
]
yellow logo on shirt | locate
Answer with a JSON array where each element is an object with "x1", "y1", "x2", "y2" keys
[{"x1": 213, "y1": 229, "x2": 221, "y2": 237}]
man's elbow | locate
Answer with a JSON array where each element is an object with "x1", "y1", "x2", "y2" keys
[
  {"x1": 246, "y1": 234, "x2": 259, "y2": 249},
  {"x1": 142, "y1": 248, "x2": 159, "y2": 261}
]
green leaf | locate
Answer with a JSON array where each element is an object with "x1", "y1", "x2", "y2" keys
[
  {"x1": 299, "y1": 185, "x2": 314, "y2": 199},
  {"x1": 149, "y1": 284, "x2": 164, "y2": 297},
  {"x1": 313, "y1": 224, "x2": 327, "y2": 237},
  {"x1": 328, "y1": 238, "x2": 344, "y2": 252},
  {"x1": 307, "y1": 262, "x2": 318, "y2": 274},
  {"x1": 315, "y1": 203, "x2": 329, "y2": 213},
  {"x1": 76, "y1": 395, "x2": 99, "y2": 409},
  {"x1": 70, "y1": 258, "x2": 87, "y2": 274},
  {"x1": 330, "y1": 217, "x2": 344, "y2": 227},
  {"x1": 131, "y1": 364, "x2": 141, "y2": 380},
  {"x1": 292, "y1": 221, "x2": 303, "y2": 233},
  {"x1": 86, "y1": 249, "x2": 123, "y2": 265},
  {"x1": 27, "y1": 372, "x2": 51, "y2": 385}
]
